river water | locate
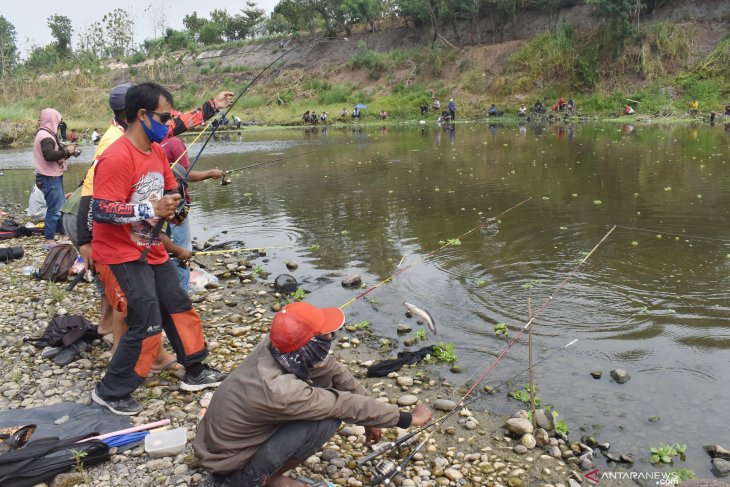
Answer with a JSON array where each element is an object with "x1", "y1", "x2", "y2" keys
[{"x1": 1, "y1": 122, "x2": 729, "y2": 477}]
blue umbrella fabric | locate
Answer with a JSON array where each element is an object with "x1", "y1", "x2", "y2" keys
[{"x1": 355, "y1": 103, "x2": 367, "y2": 109}]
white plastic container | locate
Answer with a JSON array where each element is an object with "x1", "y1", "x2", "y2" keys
[{"x1": 144, "y1": 426, "x2": 188, "y2": 458}]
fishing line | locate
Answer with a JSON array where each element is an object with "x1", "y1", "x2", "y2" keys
[
  {"x1": 360, "y1": 227, "x2": 616, "y2": 482},
  {"x1": 224, "y1": 149, "x2": 321, "y2": 175},
  {"x1": 615, "y1": 224, "x2": 730, "y2": 244},
  {"x1": 357, "y1": 338, "x2": 579, "y2": 467},
  {"x1": 194, "y1": 245, "x2": 294, "y2": 256},
  {"x1": 339, "y1": 196, "x2": 533, "y2": 309}
]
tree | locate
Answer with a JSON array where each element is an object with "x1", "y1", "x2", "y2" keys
[
  {"x1": 0, "y1": 15, "x2": 18, "y2": 77},
  {"x1": 103, "y1": 8, "x2": 134, "y2": 59},
  {"x1": 241, "y1": 1, "x2": 267, "y2": 37},
  {"x1": 25, "y1": 44, "x2": 60, "y2": 69},
  {"x1": 47, "y1": 14, "x2": 73, "y2": 57},
  {"x1": 199, "y1": 22, "x2": 223, "y2": 45},
  {"x1": 272, "y1": 0, "x2": 317, "y2": 33},
  {"x1": 77, "y1": 20, "x2": 105, "y2": 58},
  {"x1": 183, "y1": 11, "x2": 206, "y2": 41}
]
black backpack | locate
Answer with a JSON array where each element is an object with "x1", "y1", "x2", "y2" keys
[
  {"x1": 0, "y1": 220, "x2": 19, "y2": 240},
  {"x1": 36, "y1": 244, "x2": 77, "y2": 282},
  {"x1": 26, "y1": 315, "x2": 100, "y2": 349},
  {"x1": 0, "y1": 435, "x2": 109, "y2": 487}
]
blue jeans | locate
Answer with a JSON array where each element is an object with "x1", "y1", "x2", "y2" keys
[
  {"x1": 36, "y1": 174, "x2": 64, "y2": 241},
  {"x1": 168, "y1": 218, "x2": 191, "y2": 293}
]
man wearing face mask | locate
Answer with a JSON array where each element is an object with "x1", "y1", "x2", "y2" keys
[
  {"x1": 90, "y1": 82, "x2": 226, "y2": 416},
  {"x1": 194, "y1": 301, "x2": 433, "y2": 487}
]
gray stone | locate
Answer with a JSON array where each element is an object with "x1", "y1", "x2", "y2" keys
[
  {"x1": 549, "y1": 446, "x2": 562, "y2": 459},
  {"x1": 535, "y1": 428, "x2": 550, "y2": 447},
  {"x1": 397, "y1": 395, "x2": 418, "y2": 406},
  {"x1": 396, "y1": 324, "x2": 412, "y2": 334},
  {"x1": 705, "y1": 444, "x2": 730, "y2": 460},
  {"x1": 590, "y1": 370, "x2": 602, "y2": 379},
  {"x1": 396, "y1": 376, "x2": 414, "y2": 387},
  {"x1": 321, "y1": 449, "x2": 339, "y2": 461},
  {"x1": 610, "y1": 368, "x2": 630, "y2": 384},
  {"x1": 514, "y1": 445, "x2": 528, "y2": 454},
  {"x1": 506, "y1": 417, "x2": 534, "y2": 436},
  {"x1": 443, "y1": 468, "x2": 463, "y2": 481},
  {"x1": 433, "y1": 399, "x2": 457, "y2": 411},
  {"x1": 341, "y1": 275, "x2": 362, "y2": 288},
  {"x1": 712, "y1": 458, "x2": 730, "y2": 477},
  {"x1": 521, "y1": 433, "x2": 536, "y2": 449},
  {"x1": 285, "y1": 260, "x2": 298, "y2": 271},
  {"x1": 568, "y1": 480, "x2": 582, "y2": 487},
  {"x1": 535, "y1": 409, "x2": 554, "y2": 430}
]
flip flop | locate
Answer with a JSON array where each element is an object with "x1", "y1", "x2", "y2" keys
[{"x1": 297, "y1": 477, "x2": 338, "y2": 487}]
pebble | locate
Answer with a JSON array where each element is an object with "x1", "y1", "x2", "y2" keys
[
  {"x1": 610, "y1": 368, "x2": 630, "y2": 383},
  {"x1": 506, "y1": 418, "x2": 534, "y2": 436},
  {"x1": 433, "y1": 398, "x2": 457, "y2": 411},
  {"x1": 397, "y1": 394, "x2": 418, "y2": 406},
  {"x1": 443, "y1": 468, "x2": 463, "y2": 481},
  {"x1": 396, "y1": 376, "x2": 414, "y2": 388}
]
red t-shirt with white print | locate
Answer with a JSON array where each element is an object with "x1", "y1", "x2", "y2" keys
[{"x1": 92, "y1": 136, "x2": 177, "y2": 265}]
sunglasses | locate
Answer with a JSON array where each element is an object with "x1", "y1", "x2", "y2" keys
[
  {"x1": 311, "y1": 332, "x2": 336, "y2": 343},
  {"x1": 146, "y1": 110, "x2": 173, "y2": 124}
]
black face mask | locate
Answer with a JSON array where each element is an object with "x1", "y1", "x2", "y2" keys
[{"x1": 270, "y1": 334, "x2": 335, "y2": 380}]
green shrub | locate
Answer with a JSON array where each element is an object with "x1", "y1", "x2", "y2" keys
[{"x1": 318, "y1": 84, "x2": 353, "y2": 105}]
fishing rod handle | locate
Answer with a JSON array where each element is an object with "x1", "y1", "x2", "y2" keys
[
  {"x1": 66, "y1": 271, "x2": 85, "y2": 292},
  {"x1": 356, "y1": 442, "x2": 396, "y2": 466}
]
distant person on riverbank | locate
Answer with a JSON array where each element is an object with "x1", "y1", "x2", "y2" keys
[
  {"x1": 534, "y1": 100, "x2": 545, "y2": 114},
  {"x1": 488, "y1": 104, "x2": 498, "y2": 117},
  {"x1": 33, "y1": 109, "x2": 78, "y2": 249},
  {"x1": 320, "y1": 112, "x2": 328, "y2": 122},
  {"x1": 433, "y1": 99, "x2": 441, "y2": 111},
  {"x1": 352, "y1": 106, "x2": 360, "y2": 119},
  {"x1": 689, "y1": 99, "x2": 699, "y2": 116},
  {"x1": 552, "y1": 98, "x2": 567, "y2": 112},
  {"x1": 341, "y1": 107, "x2": 348, "y2": 118},
  {"x1": 233, "y1": 115, "x2": 242, "y2": 129},
  {"x1": 518, "y1": 104, "x2": 527, "y2": 116},
  {"x1": 420, "y1": 103, "x2": 428, "y2": 115},
  {"x1": 57, "y1": 119, "x2": 67, "y2": 141},
  {"x1": 91, "y1": 128, "x2": 100, "y2": 144},
  {"x1": 624, "y1": 104, "x2": 635, "y2": 115},
  {"x1": 567, "y1": 99, "x2": 576, "y2": 113},
  {"x1": 68, "y1": 129, "x2": 77, "y2": 143},
  {"x1": 194, "y1": 301, "x2": 433, "y2": 487},
  {"x1": 302, "y1": 111, "x2": 310, "y2": 124},
  {"x1": 448, "y1": 98, "x2": 456, "y2": 121},
  {"x1": 379, "y1": 109, "x2": 387, "y2": 120}
]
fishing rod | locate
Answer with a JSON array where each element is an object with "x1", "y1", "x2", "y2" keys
[
  {"x1": 356, "y1": 338, "x2": 579, "y2": 469},
  {"x1": 224, "y1": 149, "x2": 321, "y2": 176},
  {"x1": 359, "y1": 225, "x2": 617, "y2": 485},
  {"x1": 140, "y1": 39, "x2": 344, "y2": 263},
  {"x1": 339, "y1": 196, "x2": 533, "y2": 309},
  {"x1": 615, "y1": 224, "x2": 730, "y2": 244}
]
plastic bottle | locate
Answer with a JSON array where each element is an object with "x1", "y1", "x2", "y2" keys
[{"x1": 21, "y1": 266, "x2": 36, "y2": 276}]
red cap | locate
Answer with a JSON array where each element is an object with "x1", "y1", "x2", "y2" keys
[{"x1": 270, "y1": 302, "x2": 345, "y2": 353}]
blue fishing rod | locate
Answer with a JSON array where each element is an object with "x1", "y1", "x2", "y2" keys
[{"x1": 139, "y1": 38, "x2": 348, "y2": 262}]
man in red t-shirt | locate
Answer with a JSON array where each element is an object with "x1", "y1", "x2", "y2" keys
[{"x1": 91, "y1": 82, "x2": 226, "y2": 415}]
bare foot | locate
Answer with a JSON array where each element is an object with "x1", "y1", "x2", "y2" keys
[
  {"x1": 151, "y1": 350, "x2": 177, "y2": 371},
  {"x1": 268, "y1": 475, "x2": 313, "y2": 487}
]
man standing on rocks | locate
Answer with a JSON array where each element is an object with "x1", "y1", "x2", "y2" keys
[
  {"x1": 90, "y1": 83, "x2": 227, "y2": 415},
  {"x1": 194, "y1": 301, "x2": 433, "y2": 486}
]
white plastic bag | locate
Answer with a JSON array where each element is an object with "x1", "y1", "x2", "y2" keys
[
  {"x1": 189, "y1": 268, "x2": 219, "y2": 293},
  {"x1": 26, "y1": 186, "x2": 47, "y2": 221}
]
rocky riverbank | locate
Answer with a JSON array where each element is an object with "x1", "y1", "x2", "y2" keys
[{"x1": 0, "y1": 218, "x2": 632, "y2": 487}]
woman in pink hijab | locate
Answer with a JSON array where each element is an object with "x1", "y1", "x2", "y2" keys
[{"x1": 33, "y1": 108, "x2": 78, "y2": 248}]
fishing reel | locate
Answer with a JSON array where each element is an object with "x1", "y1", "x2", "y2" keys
[
  {"x1": 220, "y1": 170, "x2": 232, "y2": 186},
  {"x1": 171, "y1": 202, "x2": 189, "y2": 225},
  {"x1": 369, "y1": 458, "x2": 399, "y2": 486}
]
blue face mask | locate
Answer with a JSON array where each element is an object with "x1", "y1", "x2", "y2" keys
[{"x1": 142, "y1": 112, "x2": 169, "y2": 143}]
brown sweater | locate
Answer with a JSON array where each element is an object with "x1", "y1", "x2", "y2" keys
[{"x1": 194, "y1": 336, "x2": 407, "y2": 475}]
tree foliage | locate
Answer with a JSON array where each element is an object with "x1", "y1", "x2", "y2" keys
[
  {"x1": 0, "y1": 15, "x2": 18, "y2": 77},
  {"x1": 103, "y1": 9, "x2": 135, "y2": 59},
  {"x1": 47, "y1": 14, "x2": 73, "y2": 57}
]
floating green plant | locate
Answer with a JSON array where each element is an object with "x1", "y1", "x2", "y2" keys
[{"x1": 494, "y1": 323, "x2": 508, "y2": 337}]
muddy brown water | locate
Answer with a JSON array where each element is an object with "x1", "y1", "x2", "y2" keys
[{"x1": 1, "y1": 122, "x2": 729, "y2": 478}]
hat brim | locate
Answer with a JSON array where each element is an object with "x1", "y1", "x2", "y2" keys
[{"x1": 317, "y1": 307, "x2": 346, "y2": 335}]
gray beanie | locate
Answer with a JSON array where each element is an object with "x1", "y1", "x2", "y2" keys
[{"x1": 108, "y1": 82, "x2": 136, "y2": 111}]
